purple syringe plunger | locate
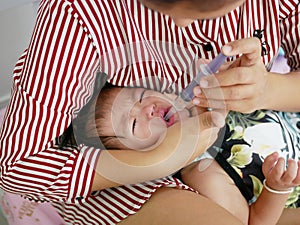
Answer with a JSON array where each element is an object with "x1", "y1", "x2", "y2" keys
[
  {"x1": 206, "y1": 53, "x2": 228, "y2": 74},
  {"x1": 180, "y1": 53, "x2": 227, "y2": 102}
]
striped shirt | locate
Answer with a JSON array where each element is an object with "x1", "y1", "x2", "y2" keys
[{"x1": 0, "y1": 0, "x2": 299, "y2": 224}]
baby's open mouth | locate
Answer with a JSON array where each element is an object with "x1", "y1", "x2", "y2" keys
[{"x1": 162, "y1": 107, "x2": 175, "y2": 127}]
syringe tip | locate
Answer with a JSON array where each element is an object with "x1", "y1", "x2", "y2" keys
[{"x1": 164, "y1": 106, "x2": 176, "y2": 120}]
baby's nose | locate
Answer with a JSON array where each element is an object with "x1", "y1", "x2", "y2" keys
[{"x1": 144, "y1": 104, "x2": 159, "y2": 119}]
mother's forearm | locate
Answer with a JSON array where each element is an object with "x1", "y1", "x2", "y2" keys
[{"x1": 92, "y1": 114, "x2": 220, "y2": 191}]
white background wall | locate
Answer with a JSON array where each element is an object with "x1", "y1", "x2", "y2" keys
[
  {"x1": 0, "y1": 0, "x2": 38, "y2": 11},
  {"x1": 0, "y1": 1, "x2": 38, "y2": 221},
  {"x1": 0, "y1": 0, "x2": 38, "y2": 105}
]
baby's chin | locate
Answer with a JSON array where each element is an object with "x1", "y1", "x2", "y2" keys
[{"x1": 171, "y1": 108, "x2": 190, "y2": 126}]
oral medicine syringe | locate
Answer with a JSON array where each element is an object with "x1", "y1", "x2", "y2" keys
[{"x1": 164, "y1": 53, "x2": 228, "y2": 120}]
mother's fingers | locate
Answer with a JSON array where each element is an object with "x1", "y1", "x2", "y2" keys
[
  {"x1": 222, "y1": 38, "x2": 262, "y2": 67},
  {"x1": 199, "y1": 67, "x2": 257, "y2": 89}
]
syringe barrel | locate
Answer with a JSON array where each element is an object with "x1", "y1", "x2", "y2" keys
[
  {"x1": 180, "y1": 79, "x2": 201, "y2": 102},
  {"x1": 180, "y1": 53, "x2": 227, "y2": 102}
]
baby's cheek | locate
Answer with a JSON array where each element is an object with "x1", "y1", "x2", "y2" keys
[
  {"x1": 149, "y1": 117, "x2": 167, "y2": 132},
  {"x1": 128, "y1": 125, "x2": 167, "y2": 150},
  {"x1": 146, "y1": 119, "x2": 167, "y2": 140},
  {"x1": 128, "y1": 119, "x2": 167, "y2": 150}
]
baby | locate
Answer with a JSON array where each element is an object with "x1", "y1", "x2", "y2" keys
[{"x1": 70, "y1": 84, "x2": 300, "y2": 225}]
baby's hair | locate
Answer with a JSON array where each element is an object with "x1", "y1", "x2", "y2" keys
[
  {"x1": 59, "y1": 83, "x2": 128, "y2": 150},
  {"x1": 70, "y1": 83, "x2": 131, "y2": 150},
  {"x1": 93, "y1": 85, "x2": 129, "y2": 150}
]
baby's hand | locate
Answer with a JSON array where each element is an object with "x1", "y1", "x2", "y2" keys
[{"x1": 262, "y1": 152, "x2": 300, "y2": 192}]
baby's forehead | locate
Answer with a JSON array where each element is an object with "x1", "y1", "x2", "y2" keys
[
  {"x1": 102, "y1": 87, "x2": 134, "y2": 104},
  {"x1": 116, "y1": 87, "x2": 144, "y2": 99},
  {"x1": 110, "y1": 87, "x2": 141, "y2": 112}
]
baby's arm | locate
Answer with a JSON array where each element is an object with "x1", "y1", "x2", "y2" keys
[
  {"x1": 248, "y1": 152, "x2": 300, "y2": 225},
  {"x1": 181, "y1": 153, "x2": 300, "y2": 225}
]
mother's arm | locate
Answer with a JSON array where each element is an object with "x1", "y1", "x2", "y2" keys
[{"x1": 92, "y1": 111, "x2": 225, "y2": 190}]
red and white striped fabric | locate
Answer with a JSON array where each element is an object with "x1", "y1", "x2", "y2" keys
[{"x1": 0, "y1": 0, "x2": 299, "y2": 224}]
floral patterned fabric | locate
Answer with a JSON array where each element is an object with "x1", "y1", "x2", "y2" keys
[{"x1": 220, "y1": 110, "x2": 300, "y2": 207}]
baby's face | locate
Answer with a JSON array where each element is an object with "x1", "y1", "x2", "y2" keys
[{"x1": 110, "y1": 88, "x2": 190, "y2": 150}]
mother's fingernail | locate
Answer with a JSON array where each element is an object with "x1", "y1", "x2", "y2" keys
[
  {"x1": 222, "y1": 45, "x2": 232, "y2": 55},
  {"x1": 198, "y1": 58, "x2": 206, "y2": 64},
  {"x1": 193, "y1": 99, "x2": 200, "y2": 105},
  {"x1": 200, "y1": 80, "x2": 208, "y2": 88},
  {"x1": 194, "y1": 88, "x2": 201, "y2": 95}
]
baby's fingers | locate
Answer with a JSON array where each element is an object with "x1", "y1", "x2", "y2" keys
[
  {"x1": 292, "y1": 161, "x2": 300, "y2": 185},
  {"x1": 281, "y1": 159, "x2": 298, "y2": 183},
  {"x1": 270, "y1": 157, "x2": 286, "y2": 180},
  {"x1": 262, "y1": 152, "x2": 279, "y2": 176}
]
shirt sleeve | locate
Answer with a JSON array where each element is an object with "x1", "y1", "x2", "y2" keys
[
  {"x1": 279, "y1": 0, "x2": 300, "y2": 71},
  {"x1": 0, "y1": 0, "x2": 101, "y2": 203}
]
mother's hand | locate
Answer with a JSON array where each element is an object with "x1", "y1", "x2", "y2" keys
[{"x1": 193, "y1": 38, "x2": 270, "y2": 113}]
